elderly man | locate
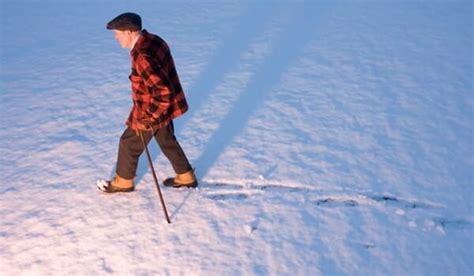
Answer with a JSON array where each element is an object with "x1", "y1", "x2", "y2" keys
[{"x1": 97, "y1": 12, "x2": 197, "y2": 193}]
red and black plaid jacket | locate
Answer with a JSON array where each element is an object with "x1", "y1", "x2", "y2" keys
[{"x1": 127, "y1": 29, "x2": 188, "y2": 130}]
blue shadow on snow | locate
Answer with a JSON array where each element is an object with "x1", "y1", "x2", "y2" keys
[
  {"x1": 193, "y1": 2, "x2": 333, "y2": 179},
  {"x1": 133, "y1": 2, "x2": 278, "y2": 185}
]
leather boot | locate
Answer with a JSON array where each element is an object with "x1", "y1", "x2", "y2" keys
[
  {"x1": 163, "y1": 170, "x2": 198, "y2": 188},
  {"x1": 97, "y1": 174, "x2": 134, "y2": 193}
]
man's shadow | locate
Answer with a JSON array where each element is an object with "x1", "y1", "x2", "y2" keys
[
  {"x1": 131, "y1": 2, "x2": 279, "y2": 186},
  {"x1": 192, "y1": 2, "x2": 334, "y2": 179}
]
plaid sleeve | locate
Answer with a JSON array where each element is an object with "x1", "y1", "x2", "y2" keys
[{"x1": 135, "y1": 53, "x2": 171, "y2": 120}]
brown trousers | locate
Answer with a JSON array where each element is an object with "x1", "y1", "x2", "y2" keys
[{"x1": 116, "y1": 121, "x2": 192, "y2": 180}]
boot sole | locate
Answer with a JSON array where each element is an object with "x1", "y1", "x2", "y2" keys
[
  {"x1": 163, "y1": 179, "x2": 198, "y2": 188},
  {"x1": 98, "y1": 186, "x2": 135, "y2": 193},
  {"x1": 97, "y1": 180, "x2": 135, "y2": 193}
]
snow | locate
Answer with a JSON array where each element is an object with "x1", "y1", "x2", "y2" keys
[{"x1": 1, "y1": 0, "x2": 473, "y2": 274}]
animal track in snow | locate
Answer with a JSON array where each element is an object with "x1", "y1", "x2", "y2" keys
[
  {"x1": 201, "y1": 180, "x2": 438, "y2": 210},
  {"x1": 366, "y1": 194, "x2": 439, "y2": 209},
  {"x1": 432, "y1": 217, "x2": 473, "y2": 230},
  {"x1": 199, "y1": 180, "x2": 313, "y2": 201},
  {"x1": 205, "y1": 192, "x2": 249, "y2": 201},
  {"x1": 313, "y1": 194, "x2": 441, "y2": 210},
  {"x1": 202, "y1": 180, "x2": 444, "y2": 210},
  {"x1": 199, "y1": 180, "x2": 473, "y2": 232},
  {"x1": 314, "y1": 197, "x2": 359, "y2": 207}
]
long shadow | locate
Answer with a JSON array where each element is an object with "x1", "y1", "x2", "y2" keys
[
  {"x1": 174, "y1": 2, "x2": 279, "y2": 134},
  {"x1": 193, "y1": 2, "x2": 334, "y2": 179},
  {"x1": 132, "y1": 3, "x2": 278, "y2": 185}
]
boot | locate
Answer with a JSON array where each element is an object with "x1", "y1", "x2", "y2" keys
[
  {"x1": 97, "y1": 174, "x2": 134, "y2": 193},
  {"x1": 163, "y1": 170, "x2": 198, "y2": 188}
]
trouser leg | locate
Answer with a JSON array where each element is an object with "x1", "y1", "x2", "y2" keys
[
  {"x1": 116, "y1": 127, "x2": 153, "y2": 179},
  {"x1": 154, "y1": 121, "x2": 192, "y2": 174}
]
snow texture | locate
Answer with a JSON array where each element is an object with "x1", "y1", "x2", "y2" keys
[{"x1": 1, "y1": 0, "x2": 473, "y2": 275}]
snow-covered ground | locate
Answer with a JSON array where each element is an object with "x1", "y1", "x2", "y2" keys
[{"x1": 1, "y1": 0, "x2": 473, "y2": 274}]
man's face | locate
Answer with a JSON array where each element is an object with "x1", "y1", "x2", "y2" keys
[{"x1": 113, "y1": 30, "x2": 132, "y2": 48}]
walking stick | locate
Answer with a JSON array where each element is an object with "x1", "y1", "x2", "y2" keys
[{"x1": 139, "y1": 129, "x2": 171, "y2": 224}]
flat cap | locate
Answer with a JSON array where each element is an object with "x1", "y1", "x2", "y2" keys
[{"x1": 106, "y1": 12, "x2": 142, "y2": 31}]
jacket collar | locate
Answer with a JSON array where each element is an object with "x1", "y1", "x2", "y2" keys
[
  {"x1": 131, "y1": 29, "x2": 148, "y2": 54},
  {"x1": 130, "y1": 32, "x2": 142, "y2": 52}
]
